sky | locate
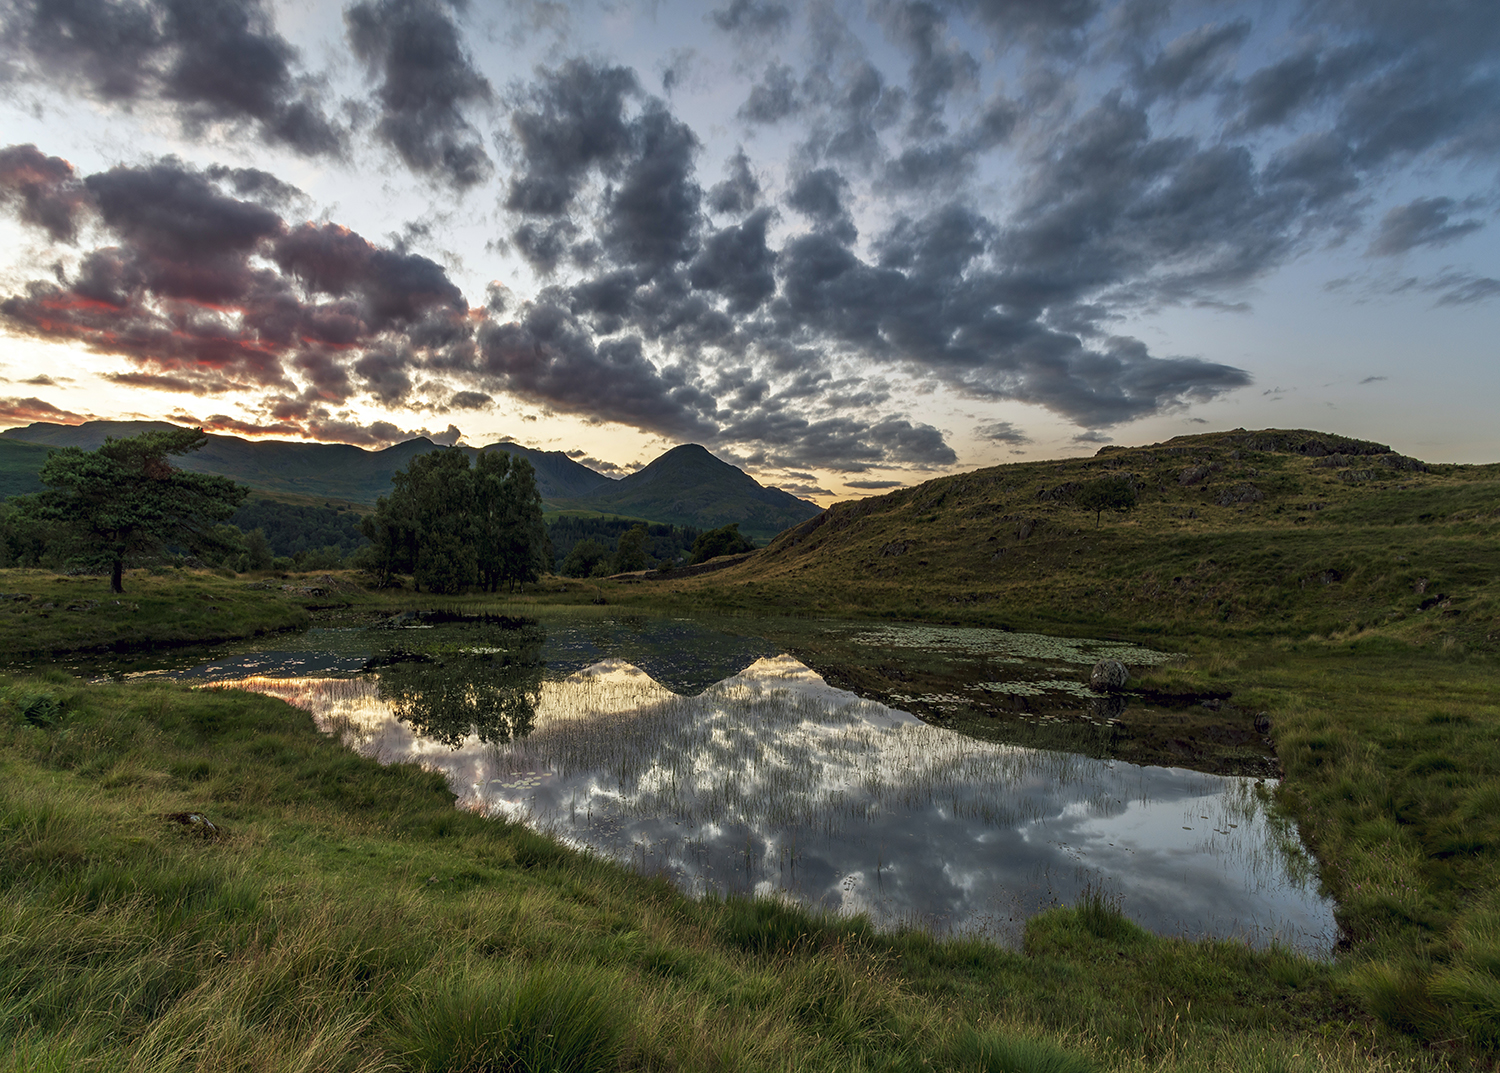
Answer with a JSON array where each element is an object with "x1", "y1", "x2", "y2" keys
[{"x1": 0, "y1": 0, "x2": 1495, "y2": 503}]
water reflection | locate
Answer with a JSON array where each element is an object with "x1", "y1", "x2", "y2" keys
[
  {"x1": 367, "y1": 616, "x2": 544, "y2": 746},
  {"x1": 222, "y1": 649, "x2": 1336, "y2": 954}
]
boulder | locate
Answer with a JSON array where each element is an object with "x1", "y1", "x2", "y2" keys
[{"x1": 1089, "y1": 659, "x2": 1129, "y2": 692}]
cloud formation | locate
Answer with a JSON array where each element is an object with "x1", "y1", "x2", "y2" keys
[
  {"x1": 346, "y1": 0, "x2": 494, "y2": 187},
  {"x1": 0, "y1": 395, "x2": 90, "y2": 425},
  {"x1": 1, "y1": 0, "x2": 344, "y2": 155},
  {"x1": 2, "y1": 0, "x2": 1496, "y2": 473}
]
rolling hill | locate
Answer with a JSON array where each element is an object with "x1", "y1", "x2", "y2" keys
[
  {"x1": 547, "y1": 443, "x2": 821, "y2": 543},
  {"x1": 657, "y1": 427, "x2": 1500, "y2": 646},
  {"x1": 0, "y1": 422, "x2": 820, "y2": 542},
  {"x1": 0, "y1": 421, "x2": 611, "y2": 503}
]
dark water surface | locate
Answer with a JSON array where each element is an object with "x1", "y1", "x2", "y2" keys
[{"x1": 82, "y1": 611, "x2": 1337, "y2": 952}]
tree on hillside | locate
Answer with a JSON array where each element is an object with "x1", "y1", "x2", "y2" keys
[
  {"x1": 687, "y1": 523, "x2": 755, "y2": 565},
  {"x1": 1076, "y1": 476, "x2": 1139, "y2": 529},
  {"x1": 559, "y1": 538, "x2": 609, "y2": 578},
  {"x1": 20, "y1": 428, "x2": 246, "y2": 592},
  {"x1": 612, "y1": 523, "x2": 651, "y2": 573}
]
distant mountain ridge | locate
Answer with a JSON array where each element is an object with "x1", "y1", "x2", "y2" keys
[
  {"x1": 550, "y1": 444, "x2": 820, "y2": 542},
  {"x1": 0, "y1": 421, "x2": 821, "y2": 542},
  {"x1": 0, "y1": 421, "x2": 610, "y2": 503}
]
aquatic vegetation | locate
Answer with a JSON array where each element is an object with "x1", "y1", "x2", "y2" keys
[{"x1": 839, "y1": 623, "x2": 1178, "y2": 666}]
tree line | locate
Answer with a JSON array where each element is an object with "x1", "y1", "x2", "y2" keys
[{"x1": 559, "y1": 521, "x2": 755, "y2": 577}]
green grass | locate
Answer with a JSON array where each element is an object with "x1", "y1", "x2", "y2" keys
[
  {"x1": 0, "y1": 674, "x2": 1443, "y2": 1072},
  {"x1": 0, "y1": 568, "x2": 312, "y2": 657}
]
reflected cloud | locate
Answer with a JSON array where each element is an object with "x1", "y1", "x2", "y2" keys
[{"x1": 221, "y1": 652, "x2": 1336, "y2": 953}]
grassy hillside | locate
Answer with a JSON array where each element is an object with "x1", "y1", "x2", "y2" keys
[
  {"x1": 0, "y1": 438, "x2": 51, "y2": 499},
  {"x1": 647, "y1": 428, "x2": 1499, "y2": 648},
  {"x1": 0, "y1": 569, "x2": 314, "y2": 658}
]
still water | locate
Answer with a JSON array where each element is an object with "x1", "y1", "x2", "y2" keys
[{"x1": 111, "y1": 612, "x2": 1337, "y2": 952}]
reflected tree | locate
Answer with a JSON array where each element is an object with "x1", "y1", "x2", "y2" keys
[{"x1": 374, "y1": 619, "x2": 546, "y2": 746}]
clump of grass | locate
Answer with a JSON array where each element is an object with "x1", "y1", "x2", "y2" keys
[
  {"x1": 390, "y1": 961, "x2": 631, "y2": 1073},
  {"x1": 946, "y1": 1028, "x2": 1099, "y2": 1073}
]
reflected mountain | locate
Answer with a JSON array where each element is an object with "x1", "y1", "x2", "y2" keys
[{"x1": 539, "y1": 615, "x2": 779, "y2": 695}]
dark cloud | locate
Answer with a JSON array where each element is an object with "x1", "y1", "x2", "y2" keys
[
  {"x1": 817, "y1": 60, "x2": 905, "y2": 165},
  {"x1": 504, "y1": 59, "x2": 638, "y2": 216},
  {"x1": 448, "y1": 389, "x2": 492, "y2": 408},
  {"x1": 19, "y1": 374, "x2": 60, "y2": 386},
  {"x1": 1359, "y1": 375, "x2": 1387, "y2": 384},
  {"x1": 787, "y1": 167, "x2": 855, "y2": 241},
  {"x1": 1227, "y1": 2, "x2": 1500, "y2": 180},
  {"x1": 203, "y1": 164, "x2": 304, "y2": 207},
  {"x1": 659, "y1": 48, "x2": 695, "y2": 94},
  {"x1": 940, "y1": 0, "x2": 1101, "y2": 54},
  {"x1": 503, "y1": 62, "x2": 707, "y2": 293},
  {"x1": 0, "y1": 395, "x2": 89, "y2": 426},
  {"x1": 107, "y1": 370, "x2": 230, "y2": 394},
  {"x1": 874, "y1": 0, "x2": 979, "y2": 137},
  {"x1": 1132, "y1": 19, "x2": 1249, "y2": 102},
  {"x1": 346, "y1": 0, "x2": 494, "y2": 187},
  {"x1": 738, "y1": 62, "x2": 803, "y2": 124},
  {"x1": 846, "y1": 478, "x2": 903, "y2": 489},
  {"x1": 709, "y1": 0, "x2": 791, "y2": 39},
  {"x1": 272, "y1": 222, "x2": 465, "y2": 324},
  {"x1": 602, "y1": 104, "x2": 702, "y2": 279},
  {"x1": 707, "y1": 149, "x2": 761, "y2": 215},
  {"x1": 770, "y1": 188, "x2": 1253, "y2": 426},
  {"x1": 1366, "y1": 196, "x2": 1484, "y2": 256},
  {"x1": 0, "y1": 144, "x2": 90, "y2": 243},
  {"x1": 689, "y1": 208, "x2": 777, "y2": 314},
  {"x1": 976, "y1": 420, "x2": 1030, "y2": 444},
  {"x1": 1229, "y1": 46, "x2": 1365, "y2": 132},
  {"x1": 475, "y1": 300, "x2": 718, "y2": 440},
  {"x1": 86, "y1": 159, "x2": 284, "y2": 259},
  {"x1": 2, "y1": 0, "x2": 344, "y2": 155},
  {"x1": 196, "y1": 400, "x2": 462, "y2": 446},
  {"x1": 717, "y1": 409, "x2": 956, "y2": 472},
  {"x1": 778, "y1": 481, "x2": 832, "y2": 497}
]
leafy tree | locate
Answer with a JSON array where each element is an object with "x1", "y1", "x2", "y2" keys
[
  {"x1": 0, "y1": 499, "x2": 54, "y2": 568},
  {"x1": 612, "y1": 523, "x2": 651, "y2": 573},
  {"x1": 360, "y1": 447, "x2": 548, "y2": 593},
  {"x1": 1076, "y1": 475, "x2": 1139, "y2": 529},
  {"x1": 228, "y1": 499, "x2": 367, "y2": 557},
  {"x1": 241, "y1": 528, "x2": 275, "y2": 571},
  {"x1": 474, "y1": 451, "x2": 547, "y2": 592},
  {"x1": 687, "y1": 523, "x2": 755, "y2": 565},
  {"x1": 546, "y1": 516, "x2": 698, "y2": 572},
  {"x1": 22, "y1": 428, "x2": 246, "y2": 592},
  {"x1": 560, "y1": 537, "x2": 609, "y2": 578}
]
